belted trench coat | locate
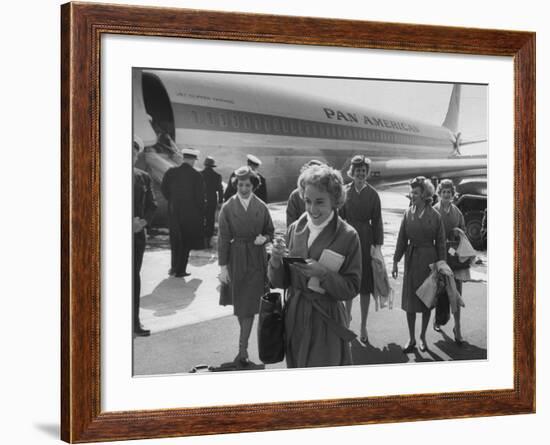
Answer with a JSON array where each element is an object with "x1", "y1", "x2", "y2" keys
[
  {"x1": 268, "y1": 212, "x2": 361, "y2": 368},
  {"x1": 218, "y1": 194, "x2": 274, "y2": 317},
  {"x1": 340, "y1": 183, "x2": 384, "y2": 295},
  {"x1": 393, "y1": 205, "x2": 446, "y2": 313}
]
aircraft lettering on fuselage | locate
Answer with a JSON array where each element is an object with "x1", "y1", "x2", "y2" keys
[
  {"x1": 323, "y1": 108, "x2": 358, "y2": 123},
  {"x1": 323, "y1": 107, "x2": 420, "y2": 133}
]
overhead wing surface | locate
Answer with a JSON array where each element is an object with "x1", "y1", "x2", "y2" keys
[{"x1": 372, "y1": 156, "x2": 487, "y2": 184}]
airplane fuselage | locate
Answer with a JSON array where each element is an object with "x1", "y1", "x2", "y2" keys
[{"x1": 134, "y1": 70, "x2": 486, "y2": 225}]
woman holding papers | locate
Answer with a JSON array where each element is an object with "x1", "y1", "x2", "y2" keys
[
  {"x1": 340, "y1": 155, "x2": 384, "y2": 343},
  {"x1": 392, "y1": 176, "x2": 446, "y2": 353},
  {"x1": 268, "y1": 164, "x2": 361, "y2": 368},
  {"x1": 433, "y1": 179, "x2": 467, "y2": 344},
  {"x1": 218, "y1": 166, "x2": 274, "y2": 367}
]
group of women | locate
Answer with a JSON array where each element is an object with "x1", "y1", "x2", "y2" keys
[{"x1": 218, "y1": 156, "x2": 469, "y2": 368}]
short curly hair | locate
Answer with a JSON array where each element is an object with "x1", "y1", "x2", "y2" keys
[
  {"x1": 347, "y1": 155, "x2": 371, "y2": 178},
  {"x1": 409, "y1": 176, "x2": 435, "y2": 205},
  {"x1": 436, "y1": 178, "x2": 456, "y2": 197},
  {"x1": 298, "y1": 164, "x2": 346, "y2": 209}
]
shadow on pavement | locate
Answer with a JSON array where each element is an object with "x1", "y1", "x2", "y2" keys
[
  {"x1": 433, "y1": 330, "x2": 487, "y2": 361},
  {"x1": 351, "y1": 340, "x2": 409, "y2": 365},
  {"x1": 413, "y1": 346, "x2": 445, "y2": 362},
  {"x1": 141, "y1": 277, "x2": 202, "y2": 317},
  {"x1": 210, "y1": 360, "x2": 265, "y2": 372}
]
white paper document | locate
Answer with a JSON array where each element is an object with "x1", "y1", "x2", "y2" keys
[{"x1": 308, "y1": 249, "x2": 345, "y2": 294}]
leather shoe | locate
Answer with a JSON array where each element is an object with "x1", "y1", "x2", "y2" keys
[
  {"x1": 453, "y1": 328, "x2": 464, "y2": 346},
  {"x1": 175, "y1": 272, "x2": 191, "y2": 278},
  {"x1": 402, "y1": 341, "x2": 416, "y2": 354},
  {"x1": 419, "y1": 339, "x2": 427, "y2": 352},
  {"x1": 360, "y1": 328, "x2": 368, "y2": 344},
  {"x1": 234, "y1": 353, "x2": 250, "y2": 368}
]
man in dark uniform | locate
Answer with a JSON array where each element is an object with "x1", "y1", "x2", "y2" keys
[
  {"x1": 223, "y1": 154, "x2": 268, "y2": 203},
  {"x1": 201, "y1": 156, "x2": 223, "y2": 248},
  {"x1": 133, "y1": 136, "x2": 157, "y2": 337},
  {"x1": 161, "y1": 148, "x2": 206, "y2": 278}
]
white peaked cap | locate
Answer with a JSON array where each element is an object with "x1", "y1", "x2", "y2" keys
[
  {"x1": 181, "y1": 148, "x2": 200, "y2": 159},
  {"x1": 246, "y1": 154, "x2": 262, "y2": 166}
]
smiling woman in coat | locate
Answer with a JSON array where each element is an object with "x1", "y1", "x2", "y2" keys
[
  {"x1": 218, "y1": 166, "x2": 274, "y2": 367},
  {"x1": 268, "y1": 164, "x2": 361, "y2": 368}
]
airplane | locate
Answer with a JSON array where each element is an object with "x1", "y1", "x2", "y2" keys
[{"x1": 133, "y1": 69, "x2": 487, "y2": 228}]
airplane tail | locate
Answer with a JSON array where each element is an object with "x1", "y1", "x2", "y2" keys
[{"x1": 442, "y1": 84, "x2": 461, "y2": 133}]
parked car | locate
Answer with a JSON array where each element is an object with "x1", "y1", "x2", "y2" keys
[{"x1": 453, "y1": 177, "x2": 487, "y2": 250}]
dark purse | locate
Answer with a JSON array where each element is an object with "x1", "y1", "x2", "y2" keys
[
  {"x1": 257, "y1": 291, "x2": 285, "y2": 364},
  {"x1": 435, "y1": 275, "x2": 451, "y2": 326}
]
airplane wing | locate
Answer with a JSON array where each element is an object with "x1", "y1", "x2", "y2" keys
[
  {"x1": 370, "y1": 156, "x2": 487, "y2": 188},
  {"x1": 459, "y1": 138, "x2": 487, "y2": 147}
]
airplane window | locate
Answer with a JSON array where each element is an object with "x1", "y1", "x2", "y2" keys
[
  {"x1": 290, "y1": 121, "x2": 297, "y2": 134},
  {"x1": 219, "y1": 114, "x2": 227, "y2": 127},
  {"x1": 191, "y1": 110, "x2": 199, "y2": 124}
]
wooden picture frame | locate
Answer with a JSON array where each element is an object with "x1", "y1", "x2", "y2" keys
[{"x1": 61, "y1": 2, "x2": 535, "y2": 442}]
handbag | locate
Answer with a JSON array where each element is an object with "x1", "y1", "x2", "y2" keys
[
  {"x1": 257, "y1": 291, "x2": 285, "y2": 364},
  {"x1": 435, "y1": 279, "x2": 451, "y2": 326}
]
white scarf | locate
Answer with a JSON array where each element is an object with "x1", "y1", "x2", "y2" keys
[
  {"x1": 237, "y1": 194, "x2": 252, "y2": 211},
  {"x1": 306, "y1": 211, "x2": 334, "y2": 248}
]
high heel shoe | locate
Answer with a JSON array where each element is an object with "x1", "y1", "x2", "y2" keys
[
  {"x1": 453, "y1": 328, "x2": 464, "y2": 346},
  {"x1": 402, "y1": 340, "x2": 416, "y2": 354},
  {"x1": 419, "y1": 338, "x2": 427, "y2": 352},
  {"x1": 360, "y1": 328, "x2": 368, "y2": 344},
  {"x1": 234, "y1": 350, "x2": 250, "y2": 367}
]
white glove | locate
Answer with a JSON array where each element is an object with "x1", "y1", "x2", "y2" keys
[
  {"x1": 219, "y1": 266, "x2": 230, "y2": 284},
  {"x1": 254, "y1": 235, "x2": 267, "y2": 246}
]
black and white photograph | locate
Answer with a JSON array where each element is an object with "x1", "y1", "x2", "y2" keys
[{"x1": 132, "y1": 68, "x2": 488, "y2": 376}]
